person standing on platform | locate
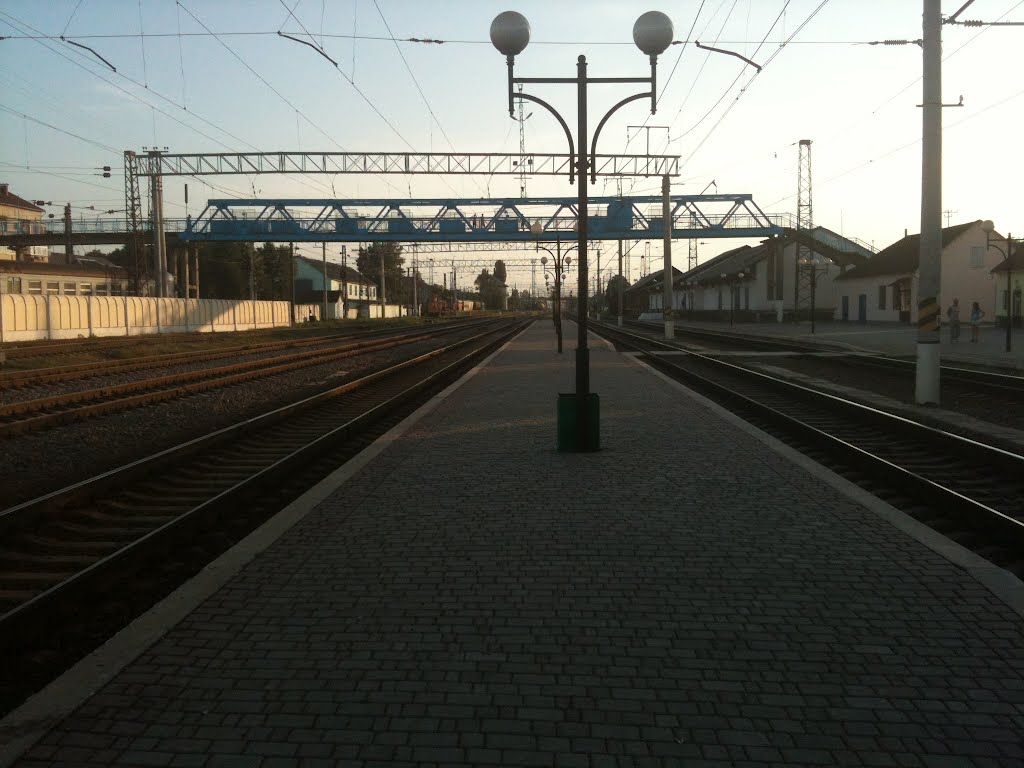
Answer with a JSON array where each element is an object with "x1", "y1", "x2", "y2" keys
[
  {"x1": 946, "y1": 298, "x2": 961, "y2": 342},
  {"x1": 969, "y1": 301, "x2": 984, "y2": 342}
]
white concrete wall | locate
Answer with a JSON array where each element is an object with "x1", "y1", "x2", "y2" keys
[{"x1": 1, "y1": 294, "x2": 294, "y2": 342}]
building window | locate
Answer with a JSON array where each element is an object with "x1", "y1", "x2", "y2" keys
[
  {"x1": 64, "y1": 282, "x2": 77, "y2": 295},
  {"x1": 5, "y1": 277, "x2": 22, "y2": 294},
  {"x1": 46, "y1": 281, "x2": 60, "y2": 295},
  {"x1": 1003, "y1": 290, "x2": 1009, "y2": 311},
  {"x1": 28, "y1": 280, "x2": 42, "y2": 295},
  {"x1": 878, "y1": 285, "x2": 886, "y2": 310},
  {"x1": 80, "y1": 282, "x2": 93, "y2": 295},
  {"x1": 969, "y1": 246, "x2": 985, "y2": 268}
]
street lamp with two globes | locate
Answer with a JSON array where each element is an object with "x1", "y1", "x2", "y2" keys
[{"x1": 490, "y1": 9, "x2": 674, "y2": 452}]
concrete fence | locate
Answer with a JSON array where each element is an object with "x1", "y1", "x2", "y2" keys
[
  {"x1": 1, "y1": 294, "x2": 291, "y2": 342},
  {"x1": 0, "y1": 295, "x2": 415, "y2": 342}
]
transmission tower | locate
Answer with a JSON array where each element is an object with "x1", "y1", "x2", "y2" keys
[
  {"x1": 794, "y1": 139, "x2": 814, "y2": 321},
  {"x1": 123, "y1": 150, "x2": 144, "y2": 295}
]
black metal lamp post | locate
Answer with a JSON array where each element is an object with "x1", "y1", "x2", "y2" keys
[
  {"x1": 491, "y1": 9, "x2": 673, "y2": 452},
  {"x1": 982, "y1": 219, "x2": 1016, "y2": 352},
  {"x1": 534, "y1": 234, "x2": 573, "y2": 354}
]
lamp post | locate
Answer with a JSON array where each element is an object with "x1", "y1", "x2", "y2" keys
[
  {"x1": 721, "y1": 272, "x2": 745, "y2": 326},
  {"x1": 533, "y1": 225, "x2": 574, "y2": 354},
  {"x1": 491, "y1": 9, "x2": 673, "y2": 452},
  {"x1": 981, "y1": 220, "x2": 1017, "y2": 352}
]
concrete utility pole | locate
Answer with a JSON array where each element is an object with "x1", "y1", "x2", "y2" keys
[
  {"x1": 341, "y1": 245, "x2": 348, "y2": 320},
  {"x1": 148, "y1": 151, "x2": 168, "y2": 298},
  {"x1": 618, "y1": 239, "x2": 624, "y2": 327},
  {"x1": 63, "y1": 204, "x2": 73, "y2": 265},
  {"x1": 916, "y1": 0, "x2": 942, "y2": 404},
  {"x1": 379, "y1": 248, "x2": 386, "y2": 318},
  {"x1": 662, "y1": 174, "x2": 674, "y2": 339},
  {"x1": 412, "y1": 250, "x2": 418, "y2": 316},
  {"x1": 288, "y1": 241, "x2": 295, "y2": 326},
  {"x1": 321, "y1": 242, "x2": 328, "y2": 321},
  {"x1": 249, "y1": 244, "x2": 256, "y2": 301}
]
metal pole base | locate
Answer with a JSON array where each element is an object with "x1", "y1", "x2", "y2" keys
[
  {"x1": 914, "y1": 341, "x2": 940, "y2": 405},
  {"x1": 664, "y1": 320, "x2": 674, "y2": 340}
]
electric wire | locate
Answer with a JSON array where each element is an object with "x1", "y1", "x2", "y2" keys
[
  {"x1": 678, "y1": 0, "x2": 830, "y2": 169},
  {"x1": 174, "y1": 1, "x2": 403, "y2": 197}
]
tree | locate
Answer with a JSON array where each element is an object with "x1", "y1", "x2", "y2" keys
[
  {"x1": 357, "y1": 242, "x2": 405, "y2": 303},
  {"x1": 493, "y1": 260, "x2": 507, "y2": 285},
  {"x1": 605, "y1": 275, "x2": 630, "y2": 316},
  {"x1": 474, "y1": 268, "x2": 506, "y2": 310}
]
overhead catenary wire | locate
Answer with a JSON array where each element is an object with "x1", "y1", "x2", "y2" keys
[{"x1": 677, "y1": 0, "x2": 831, "y2": 170}]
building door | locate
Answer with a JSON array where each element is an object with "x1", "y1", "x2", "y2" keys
[
  {"x1": 857, "y1": 294, "x2": 867, "y2": 322},
  {"x1": 841, "y1": 295, "x2": 849, "y2": 321},
  {"x1": 1014, "y1": 289, "x2": 1022, "y2": 328}
]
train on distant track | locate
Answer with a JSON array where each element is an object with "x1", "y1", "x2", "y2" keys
[{"x1": 422, "y1": 296, "x2": 482, "y2": 316}]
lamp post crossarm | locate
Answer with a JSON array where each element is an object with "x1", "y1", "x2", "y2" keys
[
  {"x1": 513, "y1": 92, "x2": 576, "y2": 184},
  {"x1": 589, "y1": 91, "x2": 655, "y2": 183}
]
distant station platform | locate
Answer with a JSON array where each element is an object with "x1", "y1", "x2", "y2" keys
[
  {"x1": 4, "y1": 321, "x2": 1024, "y2": 767},
  {"x1": 660, "y1": 318, "x2": 1024, "y2": 370}
]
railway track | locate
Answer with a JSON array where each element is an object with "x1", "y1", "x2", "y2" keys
[
  {"x1": 593, "y1": 321, "x2": 1024, "y2": 569},
  {"x1": 620, "y1": 318, "x2": 1024, "y2": 433},
  {"x1": 0, "y1": 320, "x2": 471, "y2": 390},
  {"x1": 0, "y1": 318, "x2": 529, "y2": 714},
  {"x1": 0, "y1": 320, "x2": 493, "y2": 437}
]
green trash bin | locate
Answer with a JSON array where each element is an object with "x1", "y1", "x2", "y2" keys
[{"x1": 557, "y1": 393, "x2": 600, "y2": 452}]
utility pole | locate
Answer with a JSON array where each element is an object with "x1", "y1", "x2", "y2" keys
[
  {"x1": 412, "y1": 249, "x2": 418, "y2": 316},
  {"x1": 379, "y1": 247, "x2": 386, "y2": 319},
  {"x1": 916, "y1": 0, "x2": 942, "y2": 404},
  {"x1": 288, "y1": 242, "x2": 295, "y2": 326},
  {"x1": 662, "y1": 174, "x2": 673, "y2": 339},
  {"x1": 63, "y1": 203, "x2": 73, "y2": 265},
  {"x1": 617, "y1": 239, "x2": 624, "y2": 327},
  {"x1": 452, "y1": 261, "x2": 458, "y2": 316},
  {"x1": 148, "y1": 150, "x2": 168, "y2": 298},
  {"x1": 249, "y1": 243, "x2": 256, "y2": 301},
  {"x1": 321, "y1": 241, "x2": 328, "y2": 321},
  {"x1": 341, "y1": 245, "x2": 348, "y2": 320}
]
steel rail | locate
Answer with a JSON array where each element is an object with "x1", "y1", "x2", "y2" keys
[
  {"x1": 0, "y1": 321, "x2": 493, "y2": 437},
  {"x1": 593, "y1": 321, "x2": 1024, "y2": 547}
]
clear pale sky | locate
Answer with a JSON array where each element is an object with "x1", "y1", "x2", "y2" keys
[{"x1": 1, "y1": 1, "x2": 1021, "y2": 292}]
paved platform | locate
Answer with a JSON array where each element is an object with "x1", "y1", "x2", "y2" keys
[{"x1": 4, "y1": 320, "x2": 1024, "y2": 768}]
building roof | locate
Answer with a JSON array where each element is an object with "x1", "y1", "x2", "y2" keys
[
  {"x1": 836, "y1": 221, "x2": 979, "y2": 281},
  {"x1": 0, "y1": 183, "x2": 45, "y2": 214},
  {"x1": 624, "y1": 267, "x2": 683, "y2": 294},
  {"x1": 296, "y1": 254, "x2": 374, "y2": 285},
  {"x1": 990, "y1": 242, "x2": 1024, "y2": 274},
  {"x1": 680, "y1": 244, "x2": 758, "y2": 284}
]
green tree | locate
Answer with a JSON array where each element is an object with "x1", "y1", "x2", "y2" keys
[
  {"x1": 474, "y1": 268, "x2": 506, "y2": 309},
  {"x1": 493, "y1": 259, "x2": 507, "y2": 285},
  {"x1": 357, "y1": 242, "x2": 405, "y2": 303}
]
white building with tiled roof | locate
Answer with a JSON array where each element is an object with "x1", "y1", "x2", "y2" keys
[{"x1": 0, "y1": 182, "x2": 49, "y2": 262}]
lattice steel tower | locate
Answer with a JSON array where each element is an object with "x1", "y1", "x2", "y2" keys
[
  {"x1": 793, "y1": 139, "x2": 814, "y2": 321},
  {"x1": 123, "y1": 150, "x2": 144, "y2": 295}
]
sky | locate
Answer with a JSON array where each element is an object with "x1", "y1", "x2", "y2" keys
[{"x1": 1, "y1": 0, "x2": 1022, "y2": 294}]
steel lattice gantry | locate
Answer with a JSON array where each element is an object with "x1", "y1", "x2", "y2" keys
[
  {"x1": 180, "y1": 194, "x2": 784, "y2": 244},
  {"x1": 134, "y1": 151, "x2": 679, "y2": 178}
]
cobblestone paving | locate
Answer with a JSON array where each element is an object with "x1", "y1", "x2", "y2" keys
[{"x1": 15, "y1": 322, "x2": 1024, "y2": 767}]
